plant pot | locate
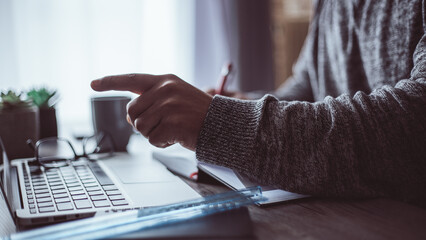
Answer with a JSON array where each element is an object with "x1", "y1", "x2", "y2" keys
[
  {"x1": 0, "y1": 107, "x2": 39, "y2": 160},
  {"x1": 39, "y1": 107, "x2": 58, "y2": 139}
]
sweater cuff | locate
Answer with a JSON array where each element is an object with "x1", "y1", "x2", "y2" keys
[{"x1": 195, "y1": 95, "x2": 267, "y2": 173}]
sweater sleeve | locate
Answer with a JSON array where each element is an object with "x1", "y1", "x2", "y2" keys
[{"x1": 195, "y1": 34, "x2": 426, "y2": 202}]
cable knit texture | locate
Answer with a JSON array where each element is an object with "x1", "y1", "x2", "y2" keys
[{"x1": 196, "y1": 0, "x2": 426, "y2": 202}]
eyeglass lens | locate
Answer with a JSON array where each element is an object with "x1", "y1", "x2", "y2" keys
[
  {"x1": 37, "y1": 139, "x2": 75, "y2": 167},
  {"x1": 84, "y1": 133, "x2": 114, "y2": 159}
]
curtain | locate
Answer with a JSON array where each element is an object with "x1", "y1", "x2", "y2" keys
[
  {"x1": 0, "y1": 0, "x2": 195, "y2": 131},
  {"x1": 194, "y1": 0, "x2": 274, "y2": 92}
]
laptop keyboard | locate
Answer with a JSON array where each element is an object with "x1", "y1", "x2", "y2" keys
[{"x1": 23, "y1": 161, "x2": 129, "y2": 214}]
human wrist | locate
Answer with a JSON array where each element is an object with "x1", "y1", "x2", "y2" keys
[{"x1": 195, "y1": 95, "x2": 264, "y2": 171}]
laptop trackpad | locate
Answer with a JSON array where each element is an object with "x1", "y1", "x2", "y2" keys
[{"x1": 108, "y1": 163, "x2": 177, "y2": 183}]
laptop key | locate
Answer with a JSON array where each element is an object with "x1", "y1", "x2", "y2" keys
[
  {"x1": 52, "y1": 189, "x2": 67, "y2": 195},
  {"x1": 50, "y1": 185, "x2": 65, "y2": 190},
  {"x1": 53, "y1": 193, "x2": 69, "y2": 199},
  {"x1": 78, "y1": 172, "x2": 92, "y2": 176},
  {"x1": 68, "y1": 186, "x2": 83, "y2": 191},
  {"x1": 29, "y1": 204, "x2": 35, "y2": 209},
  {"x1": 55, "y1": 197, "x2": 71, "y2": 203},
  {"x1": 70, "y1": 190, "x2": 85, "y2": 196},
  {"x1": 105, "y1": 190, "x2": 121, "y2": 196},
  {"x1": 32, "y1": 179, "x2": 46, "y2": 184},
  {"x1": 88, "y1": 190, "x2": 103, "y2": 196},
  {"x1": 38, "y1": 202, "x2": 54, "y2": 208},
  {"x1": 111, "y1": 200, "x2": 128, "y2": 206},
  {"x1": 90, "y1": 195, "x2": 107, "y2": 201},
  {"x1": 28, "y1": 199, "x2": 35, "y2": 204},
  {"x1": 47, "y1": 177, "x2": 61, "y2": 182},
  {"x1": 103, "y1": 185, "x2": 118, "y2": 191},
  {"x1": 85, "y1": 186, "x2": 101, "y2": 192},
  {"x1": 47, "y1": 173, "x2": 60, "y2": 178},
  {"x1": 72, "y1": 194, "x2": 88, "y2": 200},
  {"x1": 49, "y1": 182, "x2": 64, "y2": 187},
  {"x1": 61, "y1": 173, "x2": 75, "y2": 177},
  {"x1": 37, "y1": 197, "x2": 53, "y2": 203},
  {"x1": 48, "y1": 179, "x2": 62, "y2": 184},
  {"x1": 32, "y1": 182, "x2": 47, "y2": 187},
  {"x1": 65, "y1": 180, "x2": 79, "y2": 185},
  {"x1": 36, "y1": 193, "x2": 51, "y2": 198},
  {"x1": 74, "y1": 199, "x2": 92, "y2": 209},
  {"x1": 83, "y1": 183, "x2": 99, "y2": 188},
  {"x1": 30, "y1": 209, "x2": 36, "y2": 214},
  {"x1": 46, "y1": 171, "x2": 59, "y2": 175},
  {"x1": 57, "y1": 202, "x2": 74, "y2": 211},
  {"x1": 33, "y1": 185, "x2": 48, "y2": 190},
  {"x1": 81, "y1": 179, "x2": 96, "y2": 184},
  {"x1": 61, "y1": 174, "x2": 75, "y2": 178},
  {"x1": 45, "y1": 171, "x2": 59, "y2": 176},
  {"x1": 64, "y1": 179, "x2": 78, "y2": 184},
  {"x1": 34, "y1": 189, "x2": 50, "y2": 194},
  {"x1": 80, "y1": 177, "x2": 95, "y2": 182},
  {"x1": 78, "y1": 174, "x2": 92, "y2": 179},
  {"x1": 31, "y1": 175, "x2": 44, "y2": 180},
  {"x1": 93, "y1": 200, "x2": 110, "y2": 208},
  {"x1": 108, "y1": 195, "x2": 125, "y2": 201},
  {"x1": 39, "y1": 206, "x2": 55, "y2": 213}
]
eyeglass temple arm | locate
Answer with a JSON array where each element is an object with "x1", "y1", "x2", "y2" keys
[{"x1": 26, "y1": 139, "x2": 36, "y2": 152}]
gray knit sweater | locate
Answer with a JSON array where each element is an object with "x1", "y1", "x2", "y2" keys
[{"x1": 196, "y1": 0, "x2": 426, "y2": 203}]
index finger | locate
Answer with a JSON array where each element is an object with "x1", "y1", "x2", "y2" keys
[{"x1": 91, "y1": 74, "x2": 158, "y2": 94}]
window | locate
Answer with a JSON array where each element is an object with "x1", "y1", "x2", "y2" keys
[{"x1": 0, "y1": 0, "x2": 195, "y2": 131}]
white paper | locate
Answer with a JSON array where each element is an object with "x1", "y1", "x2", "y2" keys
[
  {"x1": 152, "y1": 145, "x2": 199, "y2": 180},
  {"x1": 153, "y1": 145, "x2": 309, "y2": 205},
  {"x1": 198, "y1": 162, "x2": 309, "y2": 205}
]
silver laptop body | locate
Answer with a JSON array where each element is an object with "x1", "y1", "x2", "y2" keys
[{"x1": 2, "y1": 150, "x2": 200, "y2": 227}]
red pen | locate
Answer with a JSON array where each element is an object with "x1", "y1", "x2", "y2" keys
[{"x1": 215, "y1": 63, "x2": 233, "y2": 95}]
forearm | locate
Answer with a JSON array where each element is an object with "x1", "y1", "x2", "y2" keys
[{"x1": 196, "y1": 79, "x2": 426, "y2": 201}]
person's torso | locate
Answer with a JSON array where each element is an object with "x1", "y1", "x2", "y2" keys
[{"x1": 306, "y1": 0, "x2": 424, "y2": 100}]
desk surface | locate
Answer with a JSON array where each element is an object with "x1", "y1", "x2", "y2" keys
[
  {"x1": 2, "y1": 132, "x2": 426, "y2": 240},
  {"x1": 119, "y1": 134, "x2": 426, "y2": 239},
  {"x1": 184, "y1": 175, "x2": 426, "y2": 240}
]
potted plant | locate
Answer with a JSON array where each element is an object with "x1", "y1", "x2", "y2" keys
[
  {"x1": 27, "y1": 87, "x2": 59, "y2": 139},
  {"x1": 0, "y1": 90, "x2": 39, "y2": 160}
]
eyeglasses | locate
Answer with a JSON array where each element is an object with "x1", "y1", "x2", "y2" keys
[{"x1": 28, "y1": 132, "x2": 115, "y2": 168}]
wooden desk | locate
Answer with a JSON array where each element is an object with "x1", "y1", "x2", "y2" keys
[
  {"x1": 2, "y1": 132, "x2": 425, "y2": 239},
  {"x1": 184, "y1": 175, "x2": 426, "y2": 240}
]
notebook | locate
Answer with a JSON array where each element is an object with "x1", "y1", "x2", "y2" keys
[{"x1": 153, "y1": 145, "x2": 309, "y2": 205}]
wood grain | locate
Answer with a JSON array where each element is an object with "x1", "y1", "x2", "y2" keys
[{"x1": 183, "y1": 176, "x2": 426, "y2": 240}]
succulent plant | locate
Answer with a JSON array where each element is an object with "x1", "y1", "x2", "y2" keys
[
  {"x1": 0, "y1": 90, "x2": 33, "y2": 111},
  {"x1": 27, "y1": 87, "x2": 58, "y2": 109}
]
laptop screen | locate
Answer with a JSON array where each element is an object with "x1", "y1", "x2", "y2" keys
[
  {"x1": 0, "y1": 137, "x2": 12, "y2": 201},
  {"x1": 0, "y1": 138, "x2": 16, "y2": 234},
  {"x1": 0, "y1": 173, "x2": 16, "y2": 235}
]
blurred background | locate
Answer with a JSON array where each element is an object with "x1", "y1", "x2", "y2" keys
[{"x1": 0, "y1": 0, "x2": 312, "y2": 133}]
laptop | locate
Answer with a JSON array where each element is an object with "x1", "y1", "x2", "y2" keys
[
  {"x1": 0, "y1": 137, "x2": 200, "y2": 228},
  {"x1": 0, "y1": 177, "x2": 255, "y2": 239}
]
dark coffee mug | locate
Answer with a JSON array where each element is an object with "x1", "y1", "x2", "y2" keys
[{"x1": 91, "y1": 96, "x2": 133, "y2": 152}]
